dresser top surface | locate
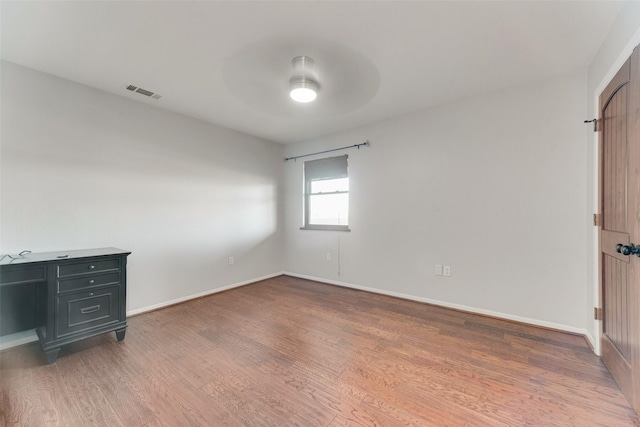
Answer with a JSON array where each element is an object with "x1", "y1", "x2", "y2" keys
[{"x1": 0, "y1": 247, "x2": 131, "y2": 266}]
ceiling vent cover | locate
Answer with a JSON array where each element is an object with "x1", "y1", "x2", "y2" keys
[{"x1": 122, "y1": 83, "x2": 162, "y2": 99}]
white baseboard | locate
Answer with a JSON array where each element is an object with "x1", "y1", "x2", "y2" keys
[
  {"x1": 284, "y1": 272, "x2": 590, "y2": 338},
  {"x1": 0, "y1": 330, "x2": 39, "y2": 351},
  {"x1": 585, "y1": 330, "x2": 599, "y2": 355},
  {"x1": 0, "y1": 272, "x2": 285, "y2": 351},
  {"x1": 2, "y1": 272, "x2": 591, "y2": 352},
  {"x1": 126, "y1": 272, "x2": 284, "y2": 316}
]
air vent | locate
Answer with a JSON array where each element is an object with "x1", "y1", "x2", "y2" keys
[{"x1": 122, "y1": 83, "x2": 162, "y2": 100}]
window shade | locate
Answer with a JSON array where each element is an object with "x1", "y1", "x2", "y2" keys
[{"x1": 304, "y1": 155, "x2": 348, "y2": 181}]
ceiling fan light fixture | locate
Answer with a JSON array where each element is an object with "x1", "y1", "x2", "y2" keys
[
  {"x1": 290, "y1": 78, "x2": 319, "y2": 103},
  {"x1": 289, "y1": 56, "x2": 319, "y2": 103}
]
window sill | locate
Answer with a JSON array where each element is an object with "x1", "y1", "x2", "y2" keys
[{"x1": 300, "y1": 225, "x2": 351, "y2": 232}]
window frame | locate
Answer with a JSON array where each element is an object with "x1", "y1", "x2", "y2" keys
[{"x1": 300, "y1": 155, "x2": 351, "y2": 232}]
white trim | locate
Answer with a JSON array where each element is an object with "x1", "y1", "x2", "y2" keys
[
  {"x1": 0, "y1": 272, "x2": 285, "y2": 351},
  {"x1": 585, "y1": 330, "x2": 597, "y2": 352},
  {"x1": 592, "y1": 131, "x2": 601, "y2": 356},
  {"x1": 0, "y1": 272, "x2": 589, "y2": 350},
  {"x1": 126, "y1": 272, "x2": 284, "y2": 316},
  {"x1": 0, "y1": 330, "x2": 38, "y2": 351},
  {"x1": 0, "y1": 272, "x2": 590, "y2": 350},
  {"x1": 284, "y1": 272, "x2": 589, "y2": 337}
]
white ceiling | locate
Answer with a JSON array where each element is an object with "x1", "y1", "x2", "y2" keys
[{"x1": 1, "y1": 1, "x2": 624, "y2": 144}]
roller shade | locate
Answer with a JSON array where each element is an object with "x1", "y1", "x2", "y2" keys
[{"x1": 304, "y1": 155, "x2": 348, "y2": 181}]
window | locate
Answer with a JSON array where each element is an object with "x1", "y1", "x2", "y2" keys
[{"x1": 302, "y1": 155, "x2": 350, "y2": 231}]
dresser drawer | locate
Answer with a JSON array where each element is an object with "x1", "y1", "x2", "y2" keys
[
  {"x1": 57, "y1": 258, "x2": 121, "y2": 278},
  {"x1": 57, "y1": 272, "x2": 120, "y2": 294},
  {"x1": 56, "y1": 286, "x2": 120, "y2": 338}
]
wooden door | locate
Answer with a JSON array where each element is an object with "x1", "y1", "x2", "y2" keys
[{"x1": 600, "y1": 44, "x2": 640, "y2": 413}]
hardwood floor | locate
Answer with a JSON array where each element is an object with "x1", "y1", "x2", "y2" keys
[{"x1": 1, "y1": 275, "x2": 638, "y2": 426}]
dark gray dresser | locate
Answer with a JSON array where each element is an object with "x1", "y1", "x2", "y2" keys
[{"x1": 0, "y1": 248, "x2": 130, "y2": 363}]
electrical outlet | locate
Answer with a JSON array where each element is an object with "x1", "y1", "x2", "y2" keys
[
  {"x1": 443, "y1": 265, "x2": 451, "y2": 277},
  {"x1": 228, "y1": 256, "x2": 234, "y2": 265},
  {"x1": 326, "y1": 252, "x2": 331, "y2": 261},
  {"x1": 435, "y1": 264, "x2": 443, "y2": 276}
]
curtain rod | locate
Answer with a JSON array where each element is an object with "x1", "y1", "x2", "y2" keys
[{"x1": 284, "y1": 140, "x2": 370, "y2": 162}]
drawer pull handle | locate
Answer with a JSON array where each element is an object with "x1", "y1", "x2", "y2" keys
[
  {"x1": 88, "y1": 265, "x2": 96, "y2": 270},
  {"x1": 88, "y1": 279, "x2": 95, "y2": 285},
  {"x1": 80, "y1": 305, "x2": 100, "y2": 314}
]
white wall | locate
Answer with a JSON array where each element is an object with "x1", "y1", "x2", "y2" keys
[
  {"x1": 284, "y1": 70, "x2": 588, "y2": 332},
  {"x1": 585, "y1": 1, "x2": 640, "y2": 352},
  {"x1": 5, "y1": 1, "x2": 640, "y2": 350},
  {"x1": 1, "y1": 61, "x2": 284, "y2": 315}
]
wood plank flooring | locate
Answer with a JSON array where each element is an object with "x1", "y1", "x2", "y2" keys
[{"x1": 1, "y1": 275, "x2": 638, "y2": 426}]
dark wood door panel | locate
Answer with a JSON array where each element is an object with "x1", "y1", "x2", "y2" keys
[
  {"x1": 600, "y1": 45, "x2": 640, "y2": 413},
  {"x1": 603, "y1": 255, "x2": 631, "y2": 359},
  {"x1": 602, "y1": 82, "x2": 628, "y2": 233},
  {"x1": 603, "y1": 334, "x2": 633, "y2": 405}
]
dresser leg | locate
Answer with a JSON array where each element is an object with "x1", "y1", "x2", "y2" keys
[
  {"x1": 44, "y1": 348, "x2": 60, "y2": 364},
  {"x1": 115, "y1": 329, "x2": 126, "y2": 341}
]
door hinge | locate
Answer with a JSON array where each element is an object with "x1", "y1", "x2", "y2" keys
[
  {"x1": 594, "y1": 307, "x2": 603, "y2": 320},
  {"x1": 594, "y1": 213, "x2": 602, "y2": 226},
  {"x1": 585, "y1": 118, "x2": 602, "y2": 132}
]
